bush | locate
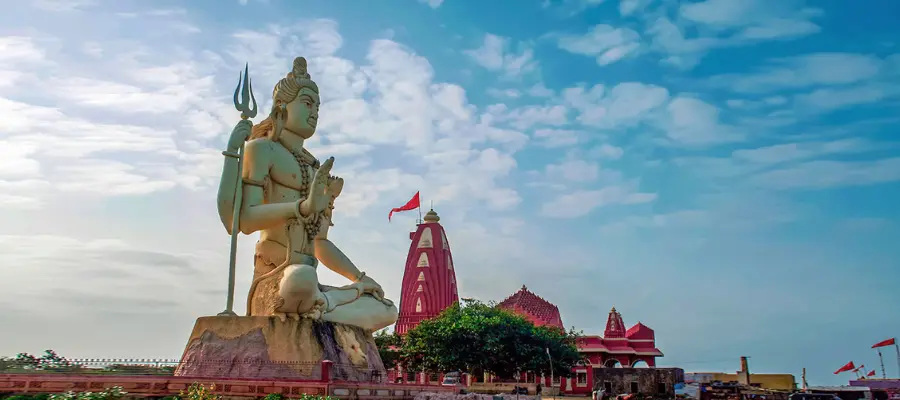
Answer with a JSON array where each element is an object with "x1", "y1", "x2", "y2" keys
[{"x1": 47, "y1": 387, "x2": 126, "y2": 400}]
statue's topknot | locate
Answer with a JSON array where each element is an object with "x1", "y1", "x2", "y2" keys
[{"x1": 291, "y1": 57, "x2": 311, "y2": 81}]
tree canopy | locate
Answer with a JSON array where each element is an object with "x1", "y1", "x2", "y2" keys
[{"x1": 396, "y1": 300, "x2": 582, "y2": 380}]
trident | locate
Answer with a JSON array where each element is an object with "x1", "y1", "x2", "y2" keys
[{"x1": 218, "y1": 64, "x2": 257, "y2": 317}]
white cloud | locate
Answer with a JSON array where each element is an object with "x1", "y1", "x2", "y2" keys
[
  {"x1": 556, "y1": 25, "x2": 642, "y2": 66},
  {"x1": 619, "y1": 0, "x2": 651, "y2": 16},
  {"x1": 417, "y1": 0, "x2": 444, "y2": 8},
  {"x1": 733, "y1": 139, "x2": 874, "y2": 165},
  {"x1": 533, "y1": 128, "x2": 581, "y2": 148},
  {"x1": 751, "y1": 158, "x2": 900, "y2": 190},
  {"x1": 659, "y1": 96, "x2": 744, "y2": 145},
  {"x1": 710, "y1": 53, "x2": 888, "y2": 93},
  {"x1": 563, "y1": 82, "x2": 669, "y2": 129},
  {"x1": 541, "y1": 185, "x2": 656, "y2": 218},
  {"x1": 679, "y1": 0, "x2": 822, "y2": 39},
  {"x1": 31, "y1": 0, "x2": 97, "y2": 12},
  {"x1": 464, "y1": 33, "x2": 539, "y2": 78}
]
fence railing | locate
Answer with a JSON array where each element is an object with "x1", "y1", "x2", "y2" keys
[{"x1": 0, "y1": 358, "x2": 396, "y2": 384}]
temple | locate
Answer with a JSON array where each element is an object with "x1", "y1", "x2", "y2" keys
[
  {"x1": 497, "y1": 285, "x2": 564, "y2": 329},
  {"x1": 577, "y1": 307, "x2": 664, "y2": 368},
  {"x1": 389, "y1": 209, "x2": 664, "y2": 396},
  {"x1": 394, "y1": 209, "x2": 459, "y2": 335}
]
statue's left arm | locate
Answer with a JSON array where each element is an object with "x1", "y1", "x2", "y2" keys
[
  {"x1": 314, "y1": 217, "x2": 386, "y2": 299},
  {"x1": 313, "y1": 224, "x2": 364, "y2": 283}
]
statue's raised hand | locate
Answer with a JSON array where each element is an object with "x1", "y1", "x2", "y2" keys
[
  {"x1": 227, "y1": 119, "x2": 252, "y2": 151},
  {"x1": 302, "y1": 156, "x2": 334, "y2": 215}
]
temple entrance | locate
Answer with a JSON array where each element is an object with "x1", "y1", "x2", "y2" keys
[
  {"x1": 632, "y1": 360, "x2": 649, "y2": 368},
  {"x1": 604, "y1": 359, "x2": 622, "y2": 368}
]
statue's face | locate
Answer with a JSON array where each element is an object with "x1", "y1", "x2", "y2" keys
[{"x1": 284, "y1": 87, "x2": 320, "y2": 139}]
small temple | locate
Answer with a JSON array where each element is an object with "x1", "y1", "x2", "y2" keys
[
  {"x1": 394, "y1": 209, "x2": 459, "y2": 335},
  {"x1": 577, "y1": 307, "x2": 664, "y2": 367}
]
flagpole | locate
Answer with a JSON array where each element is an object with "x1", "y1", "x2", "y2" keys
[
  {"x1": 417, "y1": 193, "x2": 423, "y2": 224},
  {"x1": 894, "y1": 343, "x2": 899, "y2": 378},
  {"x1": 878, "y1": 349, "x2": 886, "y2": 378}
]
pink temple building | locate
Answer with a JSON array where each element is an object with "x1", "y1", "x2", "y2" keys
[
  {"x1": 577, "y1": 307, "x2": 663, "y2": 368},
  {"x1": 495, "y1": 287, "x2": 663, "y2": 395},
  {"x1": 394, "y1": 209, "x2": 459, "y2": 336},
  {"x1": 389, "y1": 209, "x2": 663, "y2": 394}
]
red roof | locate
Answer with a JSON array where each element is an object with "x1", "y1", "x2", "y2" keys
[
  {"x1": 498, "y1": 285, "x2": 564, "y2": 329},
  {"x1": 625, "y1": 322, "x2": 655, "y2": 340}
]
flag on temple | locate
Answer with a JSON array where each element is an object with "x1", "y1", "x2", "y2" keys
[
  {"x1": 834, "y1": 361, "x2": 856, "y2": 374},
  {"x1": 867, "y1": 370, "x2": 876, "y2": 377},
  {"x1": 853, "y1": 365, "x2": 865, "y2": 372},
  {"x1": 389, "y1": 191, "x2": 421, "y2": 221},
  {"x1": 872, "y1": 338, "x2": 896, "y2": 348}
]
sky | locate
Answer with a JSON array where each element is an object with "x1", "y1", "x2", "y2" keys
[{"x1": 0, "y1": 0, "x2": 899, "y2": 387}]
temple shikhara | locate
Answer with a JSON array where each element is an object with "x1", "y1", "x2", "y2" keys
[
  {"x1": 393, "y1": 208, "x2": 664, "y2": 395},
  {"x1": 395, "y1": 209, "x2": 459, "y2": 335}
]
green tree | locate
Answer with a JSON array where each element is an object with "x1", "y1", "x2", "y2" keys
[
  {"x1": 373, "y1": 329, "x2": 401, "y2": 369},
  {"x1": 398, "y1": 300, "x2": 582, "y2": 380}
]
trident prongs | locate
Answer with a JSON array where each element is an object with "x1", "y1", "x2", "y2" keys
[{"x1": 233, "y1": 63, "x2": 258, "y2": 120}]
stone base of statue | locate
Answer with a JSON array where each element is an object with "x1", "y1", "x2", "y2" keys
[{"x1": 173, "y1": 316, "x2": 386, "y2": 382}]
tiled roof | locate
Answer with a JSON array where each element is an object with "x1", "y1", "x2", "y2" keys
[
  {"x1": 498, "y1": 285, "x2": 564, "y2": 329},
  {"x1": 625, "y1": 322, "x2": 655, "y2": 340}
]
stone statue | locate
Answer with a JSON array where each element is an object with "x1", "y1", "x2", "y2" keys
[{"x1": 215, "y1": 57, "x2": 398, "y2": 332}]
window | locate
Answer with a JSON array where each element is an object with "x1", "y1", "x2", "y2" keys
[
  {"x1": 417, "y1": 272, "x2": 425, "y2": 281},
  {"x1": 417, "y1": 253, "x2": 429, "y2": 267},
  {"x1": 416, "y1": 285, "x2": 423, "y2": 292},
  {"x1": 630, "y1": 382, "x2": 638, "y2": 393},
  {"x1": 418, "y1": 228, "x2": 433, "y2": 248},
  {"x1": 576, "y1": 372, "x2": 587, "y2": 386},
  {"x1": 604, "y1": 382, "x2": 612, "y2": 393},
  {"x1": 657, "y1": 383, "x2": 667, "y2": 394},
  {"x1": 415, "y1": 298, "x2": 423, "y2": 313}
]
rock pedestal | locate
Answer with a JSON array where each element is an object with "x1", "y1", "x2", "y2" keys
[{"x1": 174, "y1": 316, "x2": 385, "y2": 382}]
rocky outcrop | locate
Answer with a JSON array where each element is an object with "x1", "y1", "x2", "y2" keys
[{"x1": 174, "y1": 316, "x2": 385, "y2": 382}]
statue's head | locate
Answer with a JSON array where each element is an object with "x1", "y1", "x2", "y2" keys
[{"x1": 250, "y1": 57, "x2": 320, "y2": 141}]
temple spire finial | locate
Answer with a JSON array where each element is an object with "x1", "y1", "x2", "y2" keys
[{"x1": 423, "y1": 208, "x2": 440, "y2": 223}]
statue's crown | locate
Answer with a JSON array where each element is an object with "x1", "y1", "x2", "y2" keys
[{"x1": 286, "y1": 57, "x2": 318, "y2": 94}]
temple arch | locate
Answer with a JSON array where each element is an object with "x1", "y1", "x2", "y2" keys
[
  {"x1": 604, "y1": 359, "x2": 622, "y2": 368},
  {"x1": 632, "y1": 360, "x2": 649, "y2": 368}
]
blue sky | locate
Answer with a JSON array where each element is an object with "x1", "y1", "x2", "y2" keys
[{"x1": 0, "y1": 0, "x2": 898, "y2": 387}]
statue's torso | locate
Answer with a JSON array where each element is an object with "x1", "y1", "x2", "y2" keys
[{"x1": 254, "y1": 139, "x2": 319, "y2": 259}]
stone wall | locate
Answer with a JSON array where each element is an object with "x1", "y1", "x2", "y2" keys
[{"x1": 592, "y1": 367, "x2": 685, "y2": 396}]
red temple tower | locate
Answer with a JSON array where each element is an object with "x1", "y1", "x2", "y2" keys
[
  {"x1": 394, "y1": 209, "x2": 459, "y2": 335},
  {"x1": 497, "y1": 285, "x2": 564, "y2": 329}
]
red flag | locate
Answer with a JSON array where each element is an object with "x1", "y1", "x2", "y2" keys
[
  {"x1": 388, "y1": 191, "x2": 420, "y2": 221},
  {"x1": 872, "y1": 338, "x2": 896, "y2": 348},
  {"x1": 834, "y1": 361, "x2": 855, "y2": 374},
  {"x1": 867, "y1": 370, "x2": 876, "y2": 377},
  {"x1": 853, "y1": 364, "x2": 865, "y2": 372}
]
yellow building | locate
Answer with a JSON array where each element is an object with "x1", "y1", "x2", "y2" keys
[
  {"x1": 686, "y1": 358, "x2": 797, "y2": 391},
  {"x1": 710, "y1": 373, "x2": 797, "y2": 391}
]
